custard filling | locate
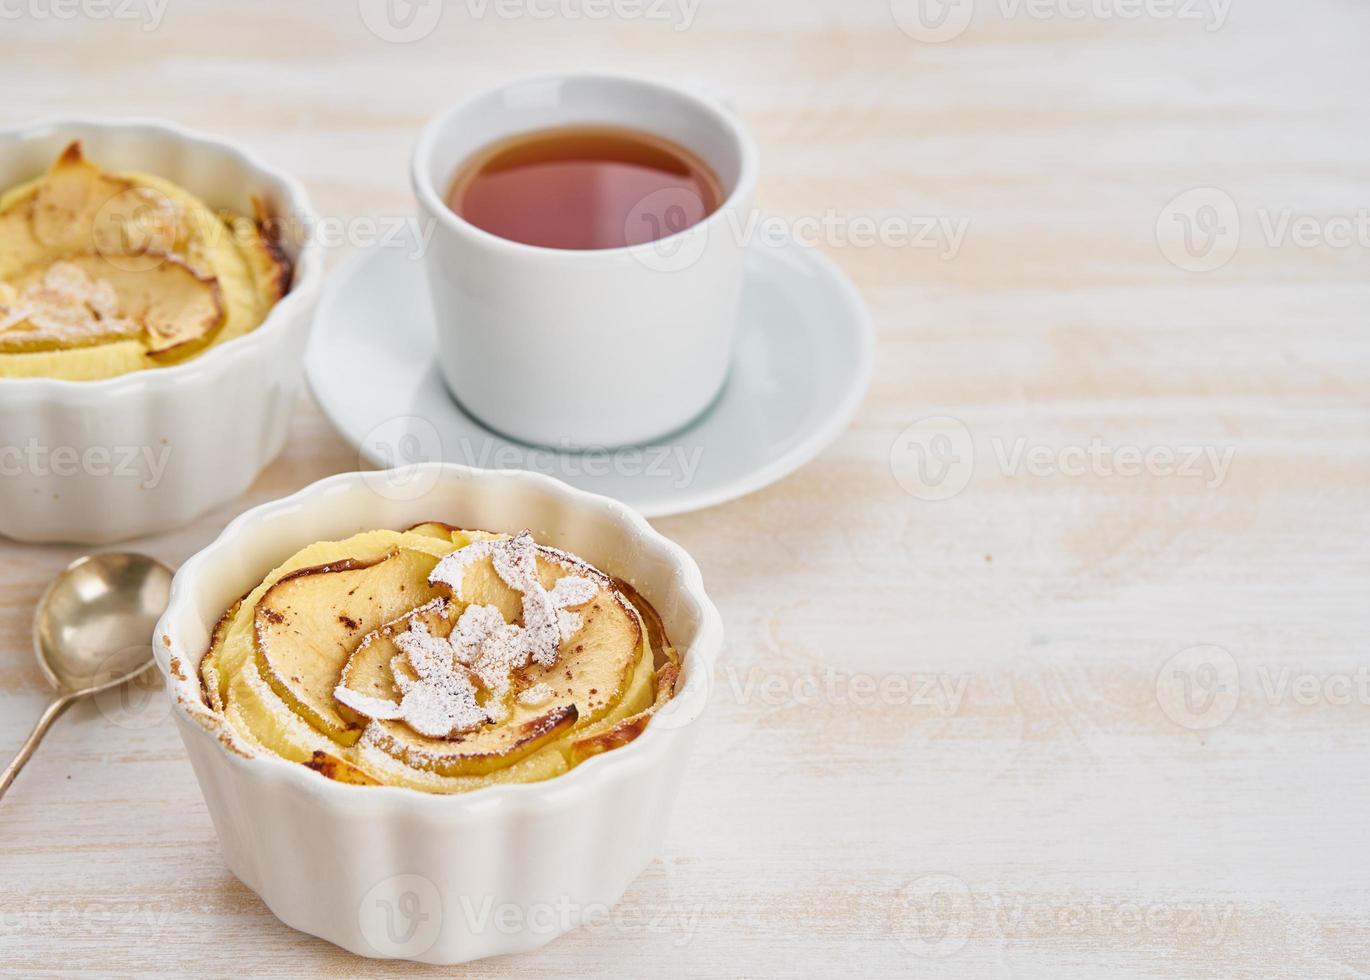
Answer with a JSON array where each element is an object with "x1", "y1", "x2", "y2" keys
[
  {"x1": 0, "y1": 142, "x2": 289, "y2": 380},
  {"x1": 198, "y1": 522, "x2": 680, "y2": 794}
]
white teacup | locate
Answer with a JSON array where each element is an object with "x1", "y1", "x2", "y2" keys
[{"x1": 411, "y1": 73, "x2": 759, "y2": 449}]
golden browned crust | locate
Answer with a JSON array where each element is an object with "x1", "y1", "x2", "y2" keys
[
  {"x1": 57, "y1": 139, "x2": 83, "y2": 167},
  {"x1": 250, "y1": 193, "x2": 292, "y2": 303},
  {"x1": 613, "y1": 576, "x2": 673, "y2": 666},
  {"x1": 305, "y1": 750, "x2": 381, "y2": 786},
  {"x1": 566, "y1": 713, "x2": 652, "y2": 766},
  {"x1": 372, "y1": 703, "x2": 579, "y2": 777},
  {"x1": 263, "y1": 552, "x2": 393, "y2": 590},
  {"x1": 403, "y1": 520, "x2": 465, "y2": 535},
  {"x1": 656, "y1": 660, "x2": 681, "y2": 699},
  {"x1": 199, "y1": 595, "x2": 245, "y2": 711}
]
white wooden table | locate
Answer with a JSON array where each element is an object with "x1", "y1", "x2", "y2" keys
[{"x1": 2, "y1": 1, "x2": 1368, "y2": 976}]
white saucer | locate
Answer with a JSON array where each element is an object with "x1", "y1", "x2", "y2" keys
[{"x1": 307, "y1": 233, "x2": 873, "y2": 517}]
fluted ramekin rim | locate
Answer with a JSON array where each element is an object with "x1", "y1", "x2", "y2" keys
[{"x1": 153, "y1": 463, "x2": 723, "y2": 815}]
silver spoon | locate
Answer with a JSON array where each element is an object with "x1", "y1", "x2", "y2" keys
[{"x1": 0, "y1": 552, "x2": 173, "y2": 801}]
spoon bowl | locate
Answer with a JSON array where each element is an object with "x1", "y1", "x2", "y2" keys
[
  {"x1": 1, "y1": 552, "x2": 173, "y2": 801},
  {"x1": 33, "y1": 553, "x2": 174, "y2": 696}
]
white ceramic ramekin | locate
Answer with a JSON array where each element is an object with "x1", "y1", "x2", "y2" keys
[
  {"x1": 152, "y1": 464, "x2": 721, "y2": 964},
  {"x1": 0, "y1": 119, "x2": 322, "y2": 544}
]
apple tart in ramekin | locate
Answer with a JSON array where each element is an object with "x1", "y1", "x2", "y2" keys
[
  {"x1": 0, "y1": 119, "x2": 322, "y2": 543},
  {"x1": 154, "y1": 464, "x2": 721, "y2": 964},
  {"x1": 198, "y1": 521, "x2": 681, "y2": 793}
]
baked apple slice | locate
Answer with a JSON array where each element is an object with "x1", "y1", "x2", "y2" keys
[
  {"x1": 6, "y1": 253, "x2": 224, "y2": 357},
  {"x1": 335, "y1": 545, "x2": 645, "y2": 777},
  {"x1": 252, "y1": 547, "x2": 441, "y2": 745},
  {"x1": 28, "y1": 141, "x2": 186, "y2": 260},
  {"x1": 305, "y1": 750, "x2": 382, "y2": 787}
]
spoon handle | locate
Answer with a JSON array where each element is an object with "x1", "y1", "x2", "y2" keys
[{"x1": 0, "y1": 696, "x2": 75, "y2": 802}]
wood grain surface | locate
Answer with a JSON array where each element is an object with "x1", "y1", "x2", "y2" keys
[{"x1": 2, "y1": 1, "x2": 1368, "y2": 976}]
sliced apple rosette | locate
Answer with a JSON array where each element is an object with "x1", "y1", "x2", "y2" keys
[
  {"x1": 198, "y1": 524, "x2": 680, "y2": 794},
  {"x1": 0, "y1": 141, "x2": 289, "y2": 379}
]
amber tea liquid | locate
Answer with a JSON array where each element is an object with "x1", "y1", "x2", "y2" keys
[{"x1": 446, "y1": 125, "x2": 724, "y2": 250}]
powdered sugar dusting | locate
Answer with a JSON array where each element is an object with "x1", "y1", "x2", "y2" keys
[
  {"x1": 0, "y1": 261, "x2": 139, "y2": 350},
  {"x1": 335, "y1": 532, "x2": 599, "y2": 740},
  {"x1": 430, "y1": 530, "x2": 597, "y2": 668},
  {"x1": 334, "y1": 618, "x2": 488, "y2": 738},
  {"x1": 518, "y1": 683, "x2": 554, "y2": 706}
]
